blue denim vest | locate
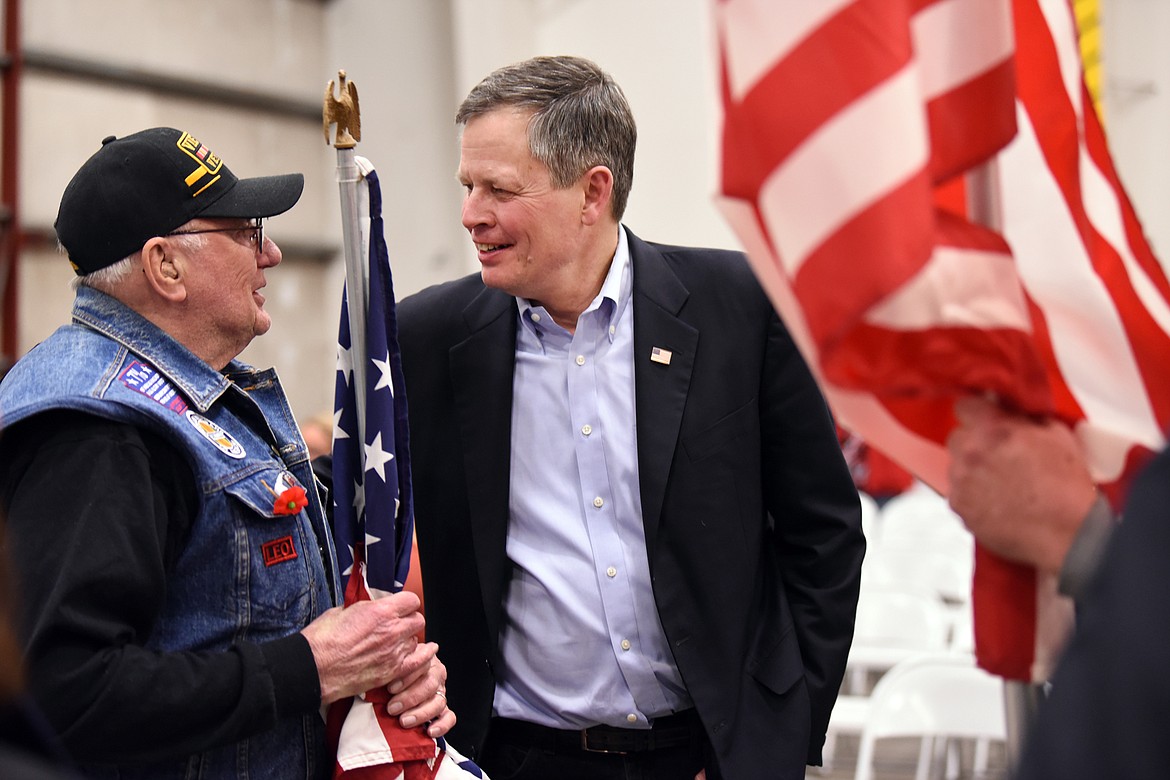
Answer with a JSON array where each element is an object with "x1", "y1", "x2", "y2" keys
[{"x1": 0, "y1": 287, "x2": 341, "y2": 779}]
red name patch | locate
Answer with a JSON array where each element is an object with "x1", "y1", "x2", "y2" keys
[{"x1": 262, "y1": 535, "x2": 298, "y2": 567}]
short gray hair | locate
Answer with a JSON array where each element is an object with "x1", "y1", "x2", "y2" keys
[
  {"x1": 71, "y1": 254, "x2": 135, "y2": 292},
  {"x1": 456, "y1": 55, "x2": 637, "y2": 220},
  {"x1": 70, "y1": 231, "x2": 207, "y2": 292}
]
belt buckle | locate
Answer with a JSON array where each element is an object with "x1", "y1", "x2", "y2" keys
[{"x1": 580, "y1": 729, "x2": 628, "y2": 755}]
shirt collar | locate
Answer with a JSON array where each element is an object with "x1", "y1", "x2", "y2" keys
[{"x1": 516, "y1": 225, "x2": 633, "y2": 341}]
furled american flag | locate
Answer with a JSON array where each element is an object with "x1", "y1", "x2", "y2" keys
[
  {"x1": 714, "y1": 0, "x2": 1170, "y2": 681},
  {"x1": 326, "y1": 160, "x2": 485, "y2": 779}
]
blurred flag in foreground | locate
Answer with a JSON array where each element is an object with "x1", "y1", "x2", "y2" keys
[
  {"x1": 714, "y1": 0, "x2": 1170, "y2": 681},
  {"x1": 326, "y1": 159, "x2": 485, "y2": 778}
]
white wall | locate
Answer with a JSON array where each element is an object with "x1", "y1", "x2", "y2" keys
[
  {"x1": 328, "y1": 0, "x2": 739, "y2": 297},
  {"x1": 7, "y1": 0, "x2": 1170, "y2": 423},
  {"x1": 15, "y1": 0, "x2": 340, "y2": 421},
  {"x1": 448, "y1": 0, "x2": 738, "y2": 252},
  {"x1": 1101, "y1": 0, "x2": 1170, "y2": 264},
  {"x1": 325, "y1": 0, "x2": 468, "y2": 294}
]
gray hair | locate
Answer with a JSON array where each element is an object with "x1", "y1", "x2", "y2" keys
[
  {"x1": 71, "y1": 254, "x2": 135, "y2": 292},
  {"x1": 456, "y1": 55, "x2": 637, "y2": 220},
  {"x1": 70, "y1": 232, "x2": 207, "y2": 292}
]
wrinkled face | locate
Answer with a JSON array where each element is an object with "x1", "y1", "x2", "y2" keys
[
  {"x1": 457, "y1": 108, "x2": 587, "y2": 303},
  {"x1": 178, "y1": 218, "x2": 281, "y2": 355}
]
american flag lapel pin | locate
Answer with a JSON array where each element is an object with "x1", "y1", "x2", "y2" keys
[{"x1": 650, "y1": 346, "x2": 672, "y2": 365}]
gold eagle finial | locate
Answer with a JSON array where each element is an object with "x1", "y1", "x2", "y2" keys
[{"x1": 324, "y1": 69, "x2": 361, "y2": 149}]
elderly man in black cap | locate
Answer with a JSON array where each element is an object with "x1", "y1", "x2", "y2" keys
[{"x1": 0, "y1": 128, "x2": 452, "y2": 778}]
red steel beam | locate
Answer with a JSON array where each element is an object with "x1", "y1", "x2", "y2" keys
[{"x1": 0, "y1": 0, "x2": 20, "y2": 370}]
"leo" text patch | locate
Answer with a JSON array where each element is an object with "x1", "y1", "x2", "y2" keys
[{"x1": 261, "y1": 535, "x2": 298, "y2": 567}]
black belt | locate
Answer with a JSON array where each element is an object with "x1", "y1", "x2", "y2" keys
[{"x1": 489, "y1": 710, "x2": 700, "y2": 756}]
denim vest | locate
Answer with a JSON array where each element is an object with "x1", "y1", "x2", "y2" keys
[{"x1": 0, "y1": 287, "x2": 340, "y2": 779}]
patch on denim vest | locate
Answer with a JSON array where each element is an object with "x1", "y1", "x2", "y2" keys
[
  {"x1": 261, "y1": 535, "x2": 298, "y2": 567},
  {"x1": 119, "y1": 360, "x2": 188, "y2": 413},
  {"x1": 185, "y1": 410, "x2": 246, "y2": 459},
  {"x1": 274, "y1": 470, "x2": 302, "y2": 494}
]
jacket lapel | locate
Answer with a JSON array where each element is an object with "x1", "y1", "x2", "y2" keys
[
  {"x1": 450, "y1": 286, "x2": 516, "y2": 644},
  {"x1": 628, "y1": 232, "x2": 698, "y2": 557},
  {"x1": 448, "y1": 233, "x2": 698, "y2": 623}
]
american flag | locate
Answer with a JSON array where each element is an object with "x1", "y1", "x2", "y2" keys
[
  {"x1": 326, "y1": 163, "x2": 485, "y2": 778},
  {"x1": 714, "y1": 0, "x2": 1170, "y2": 681}
]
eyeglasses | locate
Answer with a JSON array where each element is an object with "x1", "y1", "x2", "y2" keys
[{"x1": 164, "y1": 220, "x2": 264, "y2": 253}]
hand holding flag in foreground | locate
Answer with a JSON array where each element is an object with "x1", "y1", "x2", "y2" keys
[
  {"x1": 325, "y1": 157, "x2": 486, "y2": 779},
  {"x1": 714, "y1": 0, "x2": 1170, "y2": 680}
]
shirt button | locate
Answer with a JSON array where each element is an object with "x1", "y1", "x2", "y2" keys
[
  {"x1": 530, "y1": 312, "x2": 541, "y2": 323},
  {"x1": 627, "y1": 714, "x2": 638, "y2": 724},
  {"x1": 581, "y1": 424, "x2": 593, "y2": 436},
  {"x1": 609, "y1": 325, "x2": 616, "y2": 335},
  {"x1": 606, "y1": 566, "x2": 617, "y2": 578},
  {"x1": 593, "y1": 496, "x2": 604, "y2": 508},
  {"x1": 575, "y1": 355, "x2": 586, "y2": 366},
  {"x1": 621, "y1": 639, "x2": 631, "y2": 651}
]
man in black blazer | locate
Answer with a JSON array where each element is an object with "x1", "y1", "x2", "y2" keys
[{"x1": 397, "y1": 55, "x2": 864, "y2": 780}]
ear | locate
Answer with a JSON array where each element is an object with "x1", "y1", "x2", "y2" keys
[
  {"x1": 580, "y1": 166, "x2": 615, "y2": 226},
  {"x1": 140, "y1": 237, "x2": 187, "y2": 303}
]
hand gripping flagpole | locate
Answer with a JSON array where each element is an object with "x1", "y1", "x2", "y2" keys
[
  {"x1": 966, "y1": 158, "x2": 1046, "y2": 773},
  {"x1": 325, "y1": 69, "x2": 368, "y2": 453},
  {"x1": 322, "y1": 69, "x2": 488, "y2": 780}
]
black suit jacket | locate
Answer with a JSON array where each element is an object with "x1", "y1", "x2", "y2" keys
[
  {"x1": 1016, "y1": 444, "x2": 1170, "y2": 779},
  {"x1": 397, "y1": 230, "x2": 864, "y2": 778}
]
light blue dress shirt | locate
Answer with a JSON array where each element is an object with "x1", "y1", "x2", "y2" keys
[{"x1": 492, "y1": 226, "x2": 692, "y2": 729}]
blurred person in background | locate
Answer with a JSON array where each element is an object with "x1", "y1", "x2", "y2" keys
[
  {"x1": 0, "y1": 528, "x2": 76, "y2": 779},
  {"x1": 948, "y1": 395, "x2": 1167, "y2": 778}
]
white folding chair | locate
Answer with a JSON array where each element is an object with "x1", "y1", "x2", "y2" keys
[
  {"x1": 853, "y1": 653, "x2": 1006, "y2": 780},
  {"x1": 845, "y1": 585, "x2": 952, "y2": 692},
  {"x1": 822, "y1": 586, "x2": 952, "y2": 771},
  {"x1": 863, "y1": 544, "x2": 973, "y2": 607},
  {"x1": 858, "y1": 490, "x2": 881, "y2": 547},
  {"x1": 878, "y1": 483, "x2": 972, "y2": 557},
  {"x1": 822, "y1": 693, "x2": 869, "y2": 773}
]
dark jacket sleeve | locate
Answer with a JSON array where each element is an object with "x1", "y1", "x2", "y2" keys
[
  {"x1": 1015, "y1": 445, "x2": 1170, "y2": 779},
  {"x1": 759, "y1": 308, "x2": 865, "y2": 763},
  {"x1": 0, "y1": 410, "x2": 321, "y2": 764}
]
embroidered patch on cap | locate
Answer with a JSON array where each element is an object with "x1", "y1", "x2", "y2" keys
[
  {"x1": 119, "y1": 361, "x2": 189, "y2": 414},
  {"x1": 175, "y1": 132, "x2": 224, "y2": 198},
  {"x1": 262, "y1": 535, "x2": 298, "y2": 567},
  {"x1": 184, "y1": 410, "x2": 246, "y2": 459}
]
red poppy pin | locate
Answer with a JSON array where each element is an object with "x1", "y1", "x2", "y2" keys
[
  {"x1": 263, "y1": 479, "x2": 308, "y2": 516},
  {"x1": 273, "y1": 485, "x2": 308, "y2": 515}
]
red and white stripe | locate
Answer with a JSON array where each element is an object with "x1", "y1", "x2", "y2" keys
[
  {"x1": 327, "y1": 553, "x2": 445, "y2": 780},
  {"x1": 715, "y1": 0, "x2": 1170, "y2": 681}
]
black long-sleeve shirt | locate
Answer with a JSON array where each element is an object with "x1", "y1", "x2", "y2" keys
[{"x1": 0, "y1": 409, "x2": 321, "y2": 765}]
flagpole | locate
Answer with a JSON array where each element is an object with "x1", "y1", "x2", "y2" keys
[
  {"x1": 325, "y1": 69, "x2": 368, "y2": 452},
  {"x1": 965, "y1": 158, "x2": 1044, "y2": 773}
]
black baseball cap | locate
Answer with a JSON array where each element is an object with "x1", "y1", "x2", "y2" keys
[{"x1": 55, "y1": 127, "x2": 305, "y2": 275}]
